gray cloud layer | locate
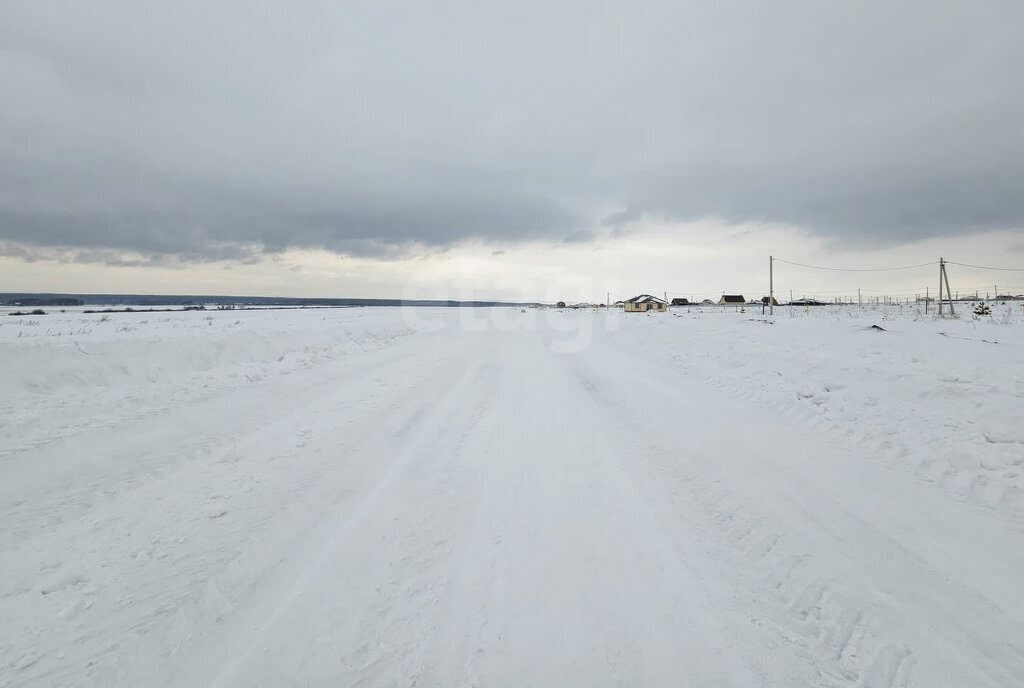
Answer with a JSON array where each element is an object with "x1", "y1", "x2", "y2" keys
[{"x1": 1, "y1": 1, "x2": 1022, "y2": 262}]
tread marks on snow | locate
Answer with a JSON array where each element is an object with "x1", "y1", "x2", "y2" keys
[
  {"x1": 686, "y1": 476, "x2": 914, "y2": 687},
  {"x1": 592, "y1": 408, "x2": 914, "y2": 687}
]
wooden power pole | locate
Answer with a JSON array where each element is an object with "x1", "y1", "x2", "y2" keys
[{"x1": 941, "y1": 258, "x2": 954, "y2": 315}]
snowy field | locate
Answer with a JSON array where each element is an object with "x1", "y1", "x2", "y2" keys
[{"x1": 2, "y1": 304, "x2": 1023, "y2": 687}]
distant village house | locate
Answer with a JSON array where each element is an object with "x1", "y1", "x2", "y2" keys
[{"x1": 624, "y1": 294, "x2": 668, "y2": 312}]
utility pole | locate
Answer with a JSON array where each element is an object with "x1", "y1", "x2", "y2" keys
[
  {"x1": 942, "y1": 259, "x2": 955, "y2": 315},
  {"x1": 938, "y1": 258, "x2": 944, "y2": 316},
  {"x1": 926, "y1": 286, "x2": 929, "y2": 313},
  {"x1": 769, "y1": 255, "x2": 774, "y2": 315}
]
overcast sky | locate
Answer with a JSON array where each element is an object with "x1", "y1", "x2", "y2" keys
[{"x1": 2, "y1": 1, "x2": 1023, "y2": 299}]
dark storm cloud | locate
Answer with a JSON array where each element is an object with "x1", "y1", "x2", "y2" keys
[
  {"x1": 1, "y1": 1, "x2": 1022, "y2": 263},
  {"x1": 0, "y1": 187, "x2": 575, "y2": 259}
]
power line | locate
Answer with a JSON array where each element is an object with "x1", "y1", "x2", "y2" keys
[
  {"x1": 778, "y1": 283, "x2": 1024, "y2": 293},
  {"x1": 777, "y1": 287, "x2": 931, "y2": 294},
  {"x1": 772, "y1": 287, "x2": 916, "y2": 295},
  {"x1": 944, "y1": 284, "x2": 1024, "y2": 291},
  {"x1": 773, "y1": 258, "x2": 936, "y2": 272},
  {"x1": 945, "y1": 260, "x2": 1024, "y2": 272},
  {"x1": 858, "y1": 287, "x2": 926, "y2": 292}
]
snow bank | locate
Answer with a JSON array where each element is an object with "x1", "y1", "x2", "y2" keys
[
  {"x1": 610, "y1": 303, "x2": 1024, "y2": 519},
  {"x1": 0, "y1": 308, "x2": 415, "y2": 458}
]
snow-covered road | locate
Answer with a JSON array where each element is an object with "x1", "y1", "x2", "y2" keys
[{"x1": 2, "y1": 307, "x2": 1023, "y2": 687}]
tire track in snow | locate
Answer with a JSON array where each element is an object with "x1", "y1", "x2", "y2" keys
[
  {"x1": 561, "y1": 351, "x2": 919, "y2": 688},
  {"x1": 448, "y1": 330, "x2": 757, "y2": 687},
  {"x1": 169, "y1": 350, "x2": 498, "y2": 688},
  {"x1": 2, "y1": 330, "x2": 476, "y2": 688},
  {"x1": 567, "y1": 331, "x2": 1024, "y2": 687},
  {"x1": 336, "y1": 361, "x2": 504, "y2": 687}
]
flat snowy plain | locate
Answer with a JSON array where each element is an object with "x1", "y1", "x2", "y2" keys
[{"x1": 2, "y1": 304, "x2": 1023, "y2": 687}]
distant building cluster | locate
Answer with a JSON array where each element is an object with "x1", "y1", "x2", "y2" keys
[
  {"x1": 560, "y1": 292, "x2": 839, "y2": 312},
  {"x1": 614, "y1": 293, "x2": 761, "y2": 312}
]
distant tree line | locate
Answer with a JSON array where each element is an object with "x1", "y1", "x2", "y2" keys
[{"x1": 5, "y1": 297, "x2": 83, "y2": 307}]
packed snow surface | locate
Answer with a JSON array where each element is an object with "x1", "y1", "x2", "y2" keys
[{"x1": 2, "y1": 304, "x2": 1023, "y2": 687}]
